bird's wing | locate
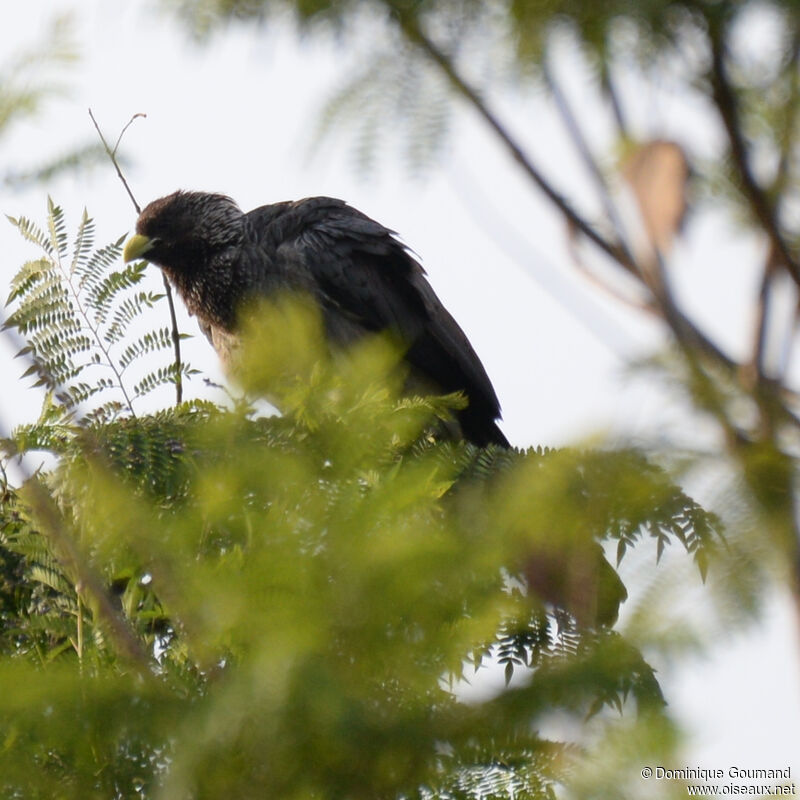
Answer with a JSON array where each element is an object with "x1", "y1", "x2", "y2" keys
[{"x1": 245, "y1": 198, "x2": 507, "y2": 446}]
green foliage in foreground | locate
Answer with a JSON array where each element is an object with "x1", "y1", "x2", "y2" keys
[
  {"x1": 0, "y1": 205, "x2": 720, "y2": 798},
  {"x1": 0, "y1": 330, "x2": 715, "y2": 797}
]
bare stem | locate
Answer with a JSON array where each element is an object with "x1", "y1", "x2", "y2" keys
[
  {"x1": 600, "y1": 61, "x2": 628, "y2": 138},
  {"x1": 751, "y1": 247, "x2": 777, "y2": 385},
  {"x1": 544, "y1": 55, "x2": 634, "y2": 266},
  {"x1": 162, "y1": 272, "x2": 184, "y2": 403},
  {"x1": 88, "y1": 108, "x2": 184, "y2": 405},
  {"x1": 88, "y1": 109, "x2": 142, "y2": 215}
]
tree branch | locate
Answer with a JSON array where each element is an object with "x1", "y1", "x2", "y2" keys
[
  {"x1": 544, "y1": 54, "x2": 634, "y2": 266},
  {"x1": 750, "y1": 246, "x2": 777, "y2": 386},
  {"x1": 88, "y1": 109, "x2": 184, "y2": 405},
  {"x1": 708, "y1": 28, "x2": 800, "y2": 289},
  {"x1": 395, "y1": 13, "x2": 741, "y2": 374},
  {"x1": 396, "y1": 13, "x2": 634, "y2": 272},
  {"x1": 600, "y1": 60, "x2": 628, "y2": 139}
]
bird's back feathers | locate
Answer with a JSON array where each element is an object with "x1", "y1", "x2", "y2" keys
[{"x1": 243, "y1": 198, "x2": 508, "y2": 446}]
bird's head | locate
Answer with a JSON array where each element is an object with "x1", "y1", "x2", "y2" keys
[{"x1": 123, "y1": 191, "x2": 244, "y2": 273}]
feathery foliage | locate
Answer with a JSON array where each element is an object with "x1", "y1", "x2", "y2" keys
[
  {"x1": 4, "y1": 200, "x2": 197, "y2": 424},
  {"x1": 0, "y1": 14, "x2": 77, "y2": 137},
  {"x1": 0, "y1": 14, "x2": 109, "y2": 190},
  {"x1": 0, "y1": 277, "x2": 728, "y2": 798}
]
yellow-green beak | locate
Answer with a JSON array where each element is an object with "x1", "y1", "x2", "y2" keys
[{"x1": 123, "y1": 233, "x2": 154, "y2": 263}]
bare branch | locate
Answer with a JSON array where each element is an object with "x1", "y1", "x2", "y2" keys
[
  {"x1": 773, "y1": 33, "x2": 800, "y2": 197},
  {"x1": 544, "y1": 55, "x2": 635, "y2": 265},
  {"x1": 88, "y1": 109, "x2": 184, "y2": 404},
  {"x1": 112, "y1": 112, "x2": 147, "y2": 160},
  {"x1": 88, "y1": 108, "x2": 142, "y2": 215},
  {"x1": 708, "y1": 29, "x2": 800, "y2": 289},
  {"x1": 600, "y1": 61, "x2": 628, "y2": 139},
  {"x1": 749, "y1": 246, "x2": 778, "y2": 387},
  {"x1": 565, "y1": 220, "x2": 656, "y2": 316},
  {"x1": 160, "y1": 273, "x2": 184, "y2": 404},
  {"x1": 396, "y1": 13, "x2": 634, "y2": 272}
]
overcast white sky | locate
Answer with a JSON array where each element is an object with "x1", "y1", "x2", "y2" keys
[{"x1": 1, "y1": 0, "x2": 799, "y2": 781}]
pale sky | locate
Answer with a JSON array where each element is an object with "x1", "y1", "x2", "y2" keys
[{"x1": 1, "y1": 0, "x2": 799, "y2": 780}]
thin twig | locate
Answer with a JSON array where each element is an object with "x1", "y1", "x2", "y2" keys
[
  {"x1": 773, "y1": 33, "x2": 800, "y2": 198},
  {"x1": 88, "y1": 108, "x2": 184, "y2": 404},
  {"x1": 88, "y1": 109, "x2": 142, "y2": 215},
  {"x1": 707, "y1": 21, "x2": 800, "y2": 628},
  {"x1": 112, "y1": 113, "x2": 147, "y2": 161},
  {"x1": 750, "y1": 245, "x2": 777, "y2": 386},
  {"x1": 600, "y1": 61, "x2": 628, "y2": 138},
  {"x1": 159, "y1": 272, "x2": 184, "y2": 404},
  {"x1": 564, "y1": 220, "x2": 656, "y2": 316},
  {"x1": 544, "y1": 54, "x2": 635, "y2": 267}
]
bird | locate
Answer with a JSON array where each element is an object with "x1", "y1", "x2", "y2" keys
[
  {"x1": 123, "y1": 191, "x2": 509, "y2": 447},
  {"x1": 122, "y1": 192, "x2": 630, "y2": 626}
]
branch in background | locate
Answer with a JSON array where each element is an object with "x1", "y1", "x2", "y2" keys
[
  {"x1": 705, "y1": 26, "x2": 800, "y2": 625},
  {"x1": 88, "y1": 109, "x2": 184, "y2": 405},
  {"x1": 600, "y1": 61, "x2": 628, "y2": 139},
  {"x1": 542, "y1": 57, "x2": 718, "y2": 369},
  {"x1": 395, "y1": 12, "x2": 635, "y2": 273},
  {"x1": 750, "y1": 246, "x2": 778, "y2": 387},
  {"x1": 396, "y1": 11, "x2": 740, "y2": 377},
  {"x1": 773, "y1": 32, "x2": 800, "y2": 198},
  {"x1": 544, "y1": 55, "x2": 635, "y2": 267},
  {"x1": 20, "y1": 468, "x2": 152, "y2": 673},
  {"x1": 564, "y1": 220, "x2": 656, "y2": 316},
  {"x1": 708, "y1": 28, "x2": 800, "y2": 290}
]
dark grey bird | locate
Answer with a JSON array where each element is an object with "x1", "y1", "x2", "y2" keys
[{"x1": 123, "y1": 191, "x2": 509, "y2": 447}]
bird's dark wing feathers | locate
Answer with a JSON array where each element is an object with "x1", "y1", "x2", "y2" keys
[{"x1": 244, "y1": 197, "x2": 508, "y2": 446}]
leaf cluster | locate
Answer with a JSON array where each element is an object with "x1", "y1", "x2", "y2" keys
[
  {"x1": 4, "y1": 199, "x2": 196, "y2": 425},
  {"x1": 0, "y1": 210, "x2": 725, "y2": 796}
]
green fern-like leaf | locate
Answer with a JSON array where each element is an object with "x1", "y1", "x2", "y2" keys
[
  {"x1": 6, "y1": 200, "x2": 197, "y2": 431},
  {"x1": 6, "y1": 214, "x2": 53, "y2": 255},
  {"x1": 69, "y1": 208, "x2": 95, "y2": 275},
  {"x1": 103, "y1": 290, "x2": 166, "y2": 345},
  {"x1": 89, "y1": 260, "x2": 147, "y2": 324},
  {"x1": 29, "y1": 563, "x2": 74, "y2": 597},
  {"x1": 118, "y1": 327, "x2": 177, "y2": 371},
  {"x1": 74, "y1": 234, "x2": 125, "y2": 291},
  {"x1": 133, "y1": 363, "x2": 199, "y2": 400},
  {"x1": 46, "y1": 196, "x2": 69, "y2": 260}
]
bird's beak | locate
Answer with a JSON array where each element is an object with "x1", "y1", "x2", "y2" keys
[{"x1": 123, "y1": 233, "x2": 155, "y2": 263}]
